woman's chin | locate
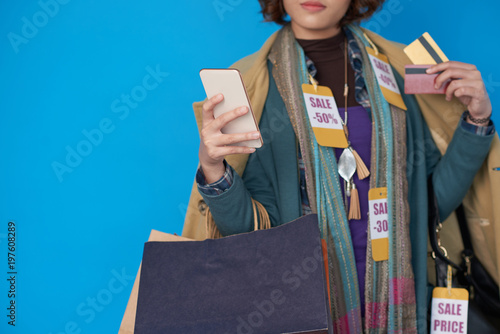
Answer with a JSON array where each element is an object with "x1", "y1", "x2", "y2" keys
[{"x1": 291, "y1": 20, "x2": 340, "y2": 39}]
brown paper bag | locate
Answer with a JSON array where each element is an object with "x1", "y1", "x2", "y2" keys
[{"x1": 118, "y1": 230, "x2": 192, "y2": 334}]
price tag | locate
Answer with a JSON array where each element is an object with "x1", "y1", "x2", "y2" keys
[
  {"x1": 302, "y1": 84, "x2": 348, "y2": 148},
  {"x1": 366, "y1": 47, "x2": 407, "y2": 111},
  {"x1": 430, "y1": 287, "x2": 468, "y2": 334},
  {"x1": 368, "y1": 187, "x2": 389, "y2": 261}
]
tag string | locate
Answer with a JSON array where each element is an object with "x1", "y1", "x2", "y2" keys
[
  {"x1": 447, "y1": 264, "x2": 453, "y2": 296},
  {"x1": 343, "y1": 37, "x2": 349, "y2": 127},
  {"x1": 363, "y1": 32, "x2": 379, "y2": 55},
  {"x1": 308, "y1": 74, "x2": 318, "y2": 93}
]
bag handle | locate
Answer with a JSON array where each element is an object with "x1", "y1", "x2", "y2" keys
[{"x1": 205, "y1": 199, "x2": 271, "y2": 239}]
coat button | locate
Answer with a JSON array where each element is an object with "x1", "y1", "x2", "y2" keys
[{"x1": 198, "y1": 200, "x2": 207, "y2": 215}]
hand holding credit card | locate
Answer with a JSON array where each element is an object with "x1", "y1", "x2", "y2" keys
[
  {"x1": 404, "y1": 32, "x2": 450, "y2": 94},
  {"x1": 404, "y1": 32, "x2": 492, "y2": 120}
]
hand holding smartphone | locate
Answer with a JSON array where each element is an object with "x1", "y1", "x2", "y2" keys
[{"x1": 199, "y1": 69, "x2": 263, "y2": 148}]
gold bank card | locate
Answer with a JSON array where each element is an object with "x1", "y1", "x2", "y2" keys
[{"x1": 404, "y1": 32, "x2": 449, "y2": 65}]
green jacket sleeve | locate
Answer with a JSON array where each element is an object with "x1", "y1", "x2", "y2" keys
[{"x1": 427, "y1": 118, "x2": 494, "y2": 220}]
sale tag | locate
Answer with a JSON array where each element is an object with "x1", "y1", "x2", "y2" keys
[
  {"x1": 430, "y1": 287, "x2": 469, "y2": 334},
  {"x1": 366, "y1": 47, "x2": 407, "y2": 111},
  {"x1": 302, "y1": 84, "x2": 348, "y2": 148},
  {"x1": 368, "y1": 187, "x2": 389, "y2": 261}
]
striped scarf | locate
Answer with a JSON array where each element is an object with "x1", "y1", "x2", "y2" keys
[{"x1": 268, "y1": 24, "x2": 417, "y2": 333}]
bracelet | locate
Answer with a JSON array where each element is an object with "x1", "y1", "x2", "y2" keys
[{"x1": 465, "y1": 110, "x2": 491, "y2": 125}]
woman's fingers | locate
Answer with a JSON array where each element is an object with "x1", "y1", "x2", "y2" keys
[
  {"x1": 201, "y1": 106, "x2": 250, "y2": 141},
  {"x1": 202, "y1": 96, "x2": 250, "y2": 133},
  {"x1": 426, "y1": 61, "x2": 476, "y2": 74},
  {"x1": 444, "y1": 78, "x2": 484, "y2": 102},
  {"x1": 201, "y1": 93, "x2": 224, "y2": 124},
  {"x1": 199, "y1": 95, "x2": 260, "y2": 169},
  {"x1": 427, "y1": 62, "x2": 481, "y2": 89},
  {"x1": 203, "y1": 130, "x2": 260, "y2": 154},
  {"x1": 200, "y1": 138, "x2": 256, "y2": 168},
  {"x1": 204, "y1": 145, "x2": 256, "y2": 161},
  {"x1": 211, "y1": 106, "x2": 249, "y2": 131},
  {"x1": 220, "y1": 131, "x2": 261, "y2": 146},
  {"x1": 426, "y1": 61, "x2": 491, "y2": 117}
]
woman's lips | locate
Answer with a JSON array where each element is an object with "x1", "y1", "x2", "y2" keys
[{"x1": 300, "y1": 1, "x2": 326, "y2": 12}]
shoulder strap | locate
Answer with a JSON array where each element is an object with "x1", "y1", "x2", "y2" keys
[
  {"x1": 427, "y1": 176, "x2": 462, "y2": 270},
  {"x1": 455, "y1": 204, "x2": 473, "y2": 254}
]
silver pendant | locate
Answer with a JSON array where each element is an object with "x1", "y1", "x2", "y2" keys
[{"x1": 338, "y1": 148, "x2": 356, "y2": 197}]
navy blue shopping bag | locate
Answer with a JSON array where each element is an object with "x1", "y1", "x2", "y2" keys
[{"x1": 134, "y1": 214, "x2": 332, "y2": 334}]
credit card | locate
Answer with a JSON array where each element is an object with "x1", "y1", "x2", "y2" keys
[
  {"x1": 404, "y1": 65, "x2": 450, "y2": 94},
  {"x1": 404, "y1": 32, "x2": 449, "y2": 65}
]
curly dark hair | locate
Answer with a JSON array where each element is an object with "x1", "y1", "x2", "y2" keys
[{"x1": 258, "y1": 0, "x2": 386, "y2": 26}]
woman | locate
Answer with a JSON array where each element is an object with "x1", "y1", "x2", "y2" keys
[{"x1": 186, "y1": 0, "x2": 496, "y2": 332}]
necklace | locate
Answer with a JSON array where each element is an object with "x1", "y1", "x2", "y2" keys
[
  {"x1": 305, "y1": 35, "x2": 369, "y2": 220},
  {"x1": 337, "y1": 38, "x2": 369, "y2": 220}
]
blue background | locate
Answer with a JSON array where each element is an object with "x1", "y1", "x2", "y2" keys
[{"x1": 0, "y1": 0, "x2": 498, "y2": 333}]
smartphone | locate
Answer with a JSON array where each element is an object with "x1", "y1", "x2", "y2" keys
[{"x1": 199, "y1": 68, "x2": 263, "y2": 148}]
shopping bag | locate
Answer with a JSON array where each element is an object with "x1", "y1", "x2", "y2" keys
[
  {"x1": 135, "y1": 214, "x2": 332, "y2": 334},
  {"x1": 118, "y1": 230, "x2": 192, "y2": 334}
]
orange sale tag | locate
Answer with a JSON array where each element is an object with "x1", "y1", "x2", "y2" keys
[
  {"x1": 368, "y1": 187, "x2": 389, "y2": 261},
  {"x1": 430, "y1": 287, "x2": 469, "y2": 334},
  {"x1": 366, "y1": 47, "x2": 407, "y2": 111},
  {"x1": 302, "y1": 84, "x2": 348, "y2": 148}
]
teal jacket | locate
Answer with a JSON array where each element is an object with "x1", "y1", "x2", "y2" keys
[{"x1": 199, "y1": 63, "x2": 494, "y2": 331}]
